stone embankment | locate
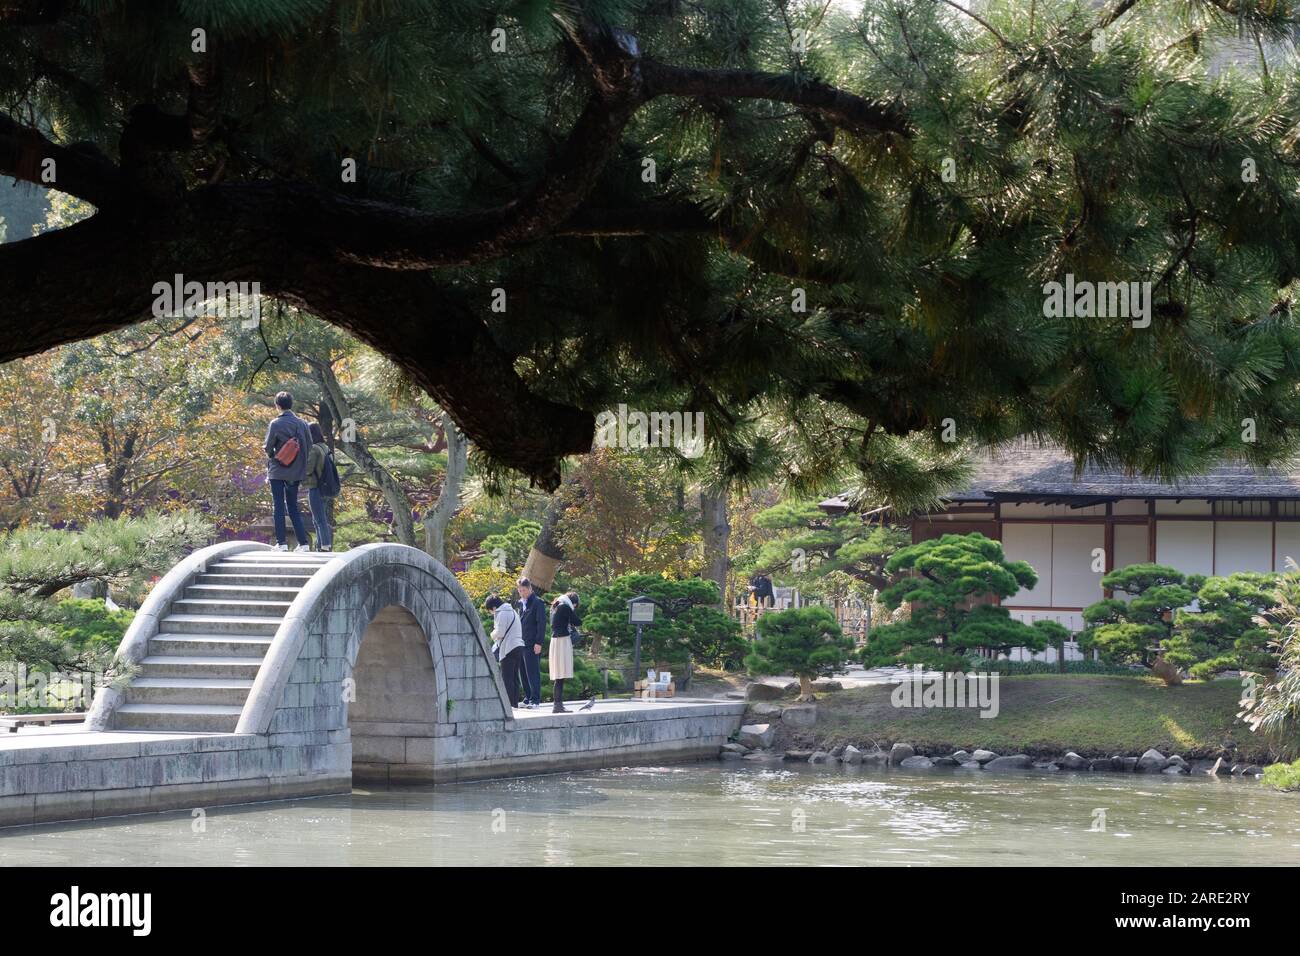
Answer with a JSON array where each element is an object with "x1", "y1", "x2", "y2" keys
[{"x1": 728, "y1": 680, "x2": 1265, "y2": 778}]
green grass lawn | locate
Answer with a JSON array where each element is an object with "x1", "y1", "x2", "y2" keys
[{"x1": 799, "y1": 675, "x2": 1277, "y2": 761}]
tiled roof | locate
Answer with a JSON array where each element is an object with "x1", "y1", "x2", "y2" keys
[{"x1": 819, "y1": 444, "x2": 1300, "y2": 512}]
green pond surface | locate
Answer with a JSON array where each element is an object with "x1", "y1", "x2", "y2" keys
[{"x1": 2, "y1": 764, "x2": 1297, "y2": 866}]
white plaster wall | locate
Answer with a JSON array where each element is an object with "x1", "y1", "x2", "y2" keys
[
  {"x1": 1213, "y1": 521, "x2": 1272, "y2": 574},
  {"x1": 1051, "y1": 523, "x2": 1104, "y2": 607},
  {"x1": 1007, "y1": 608, "x2": 1084, "y2": 634},
  {"x1": 1276, "y1": 523, "x2": 1300, "y2": 572},
  {"x1": 1002, "y1": 523, "x2": 1052, "y2": 606},
  {"x1": 1155, "y1": 520, "x2": 1214, "y2": 576},
  {"x1": 1113, "y1": 523, "x2": 1148, "y2": 571}
]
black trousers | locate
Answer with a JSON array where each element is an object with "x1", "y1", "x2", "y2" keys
[{"x1": 500, "y1": 646, "x2": 526, "y2": 707}]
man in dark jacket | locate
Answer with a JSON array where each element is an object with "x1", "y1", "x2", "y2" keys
[
  {"x1": 263, "y1": 391, "x2": 313, "y2": 552},
  {"x1": 750, "y1": 572, "x2": 775, "y2": 607},
  {"x1": 515, "y1": 576, "x2": 546, "y2": 709}
]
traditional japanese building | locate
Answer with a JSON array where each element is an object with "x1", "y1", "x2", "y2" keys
[{"x1": 821, "y1": 443, "x2": 1300, "y2": 644}]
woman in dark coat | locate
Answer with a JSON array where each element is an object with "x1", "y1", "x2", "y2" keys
[{"x1": 548, "y1": 591, "x2": 581, "y2": 713}]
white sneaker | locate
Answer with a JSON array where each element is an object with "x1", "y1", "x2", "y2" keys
[
  {"x1": 273, "y1": 544, "x2": 288, "y2": 551},
  {"x1": 294, "y1": 544, "x2": 311, "y2": 552}
]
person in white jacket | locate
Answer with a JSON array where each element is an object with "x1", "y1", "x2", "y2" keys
[{"x1": 486, "y1": 595, "x2": 525, "y2": 709}]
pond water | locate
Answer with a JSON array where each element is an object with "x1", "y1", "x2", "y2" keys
[{"x1": 2, "y1": 763, "x2": 1297, "y2": 866}]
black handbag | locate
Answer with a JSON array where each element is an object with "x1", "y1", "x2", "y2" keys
[{"x1": 567, "y1": 623, "x2": 584, "y2": 649}]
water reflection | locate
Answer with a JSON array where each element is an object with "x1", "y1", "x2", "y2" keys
[{"x1": 1, "y1": 764, "x2": 1297, "y2": 866}]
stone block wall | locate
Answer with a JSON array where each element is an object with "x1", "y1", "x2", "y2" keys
[{"x1": 243, "y1": 545, "x2": 512, "y2": 783}]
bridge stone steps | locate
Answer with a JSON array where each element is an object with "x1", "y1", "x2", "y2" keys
[
  {"x1": 223, "y1": 550, "x2": 333, "y2": 557},
  {"x1": 114, "y1": 703, "x2": 245, "y2": 733},
  {"x1": 184, "y1": 583, "x2": 305, "y2": 601},
  {"x1": 195, "y1": 572, "x2": 314, "y2": 585},
  {"x1": 148, "y1": 633, "x2": 276, "y2": 657},
  {"x1": 125, "y1": 677, "x2": 254, "y2": 706},
  {"x1": 160, "y1": 613, "x2": 285, "y2": 635},
  {"x1": 209, "y1": 561, "x2": 329, "y2": 574},
  {"x1": 110, "y1": 546, "x2": 328, "y2": 732},
  {"x1": 171, "y1": 597, "x2": 296, "y2": 616},
  {"x1": 138, "y1": 655, "x2": 266, "y2": 679}
]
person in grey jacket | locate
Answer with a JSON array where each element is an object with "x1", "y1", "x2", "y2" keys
[
  {"x1": 263, "y1": 391, "x2": 313, "y2": 552},
  {"x1": 486, "y1": 595, "x2": 525, "y2": 708}
]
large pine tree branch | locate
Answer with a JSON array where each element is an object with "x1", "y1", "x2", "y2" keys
[
  {"x1": 640, "y1": 61, "x2": 909, "y2": 137},
  {"x1": 280, "y1": 262, "x2": 593, "y2": 489},
  {"x1": 0, "y1": 212, "x2": 595, "y2": 487},
  {"x1": 4, "y1": 10, "x2": 908, "y2": 270},
  {"x1": 0, "y1": 218, "x2": 173, "y2": 358},
  {"x1": 0, "y1": 113, "x2": 124, "y2": 209}
]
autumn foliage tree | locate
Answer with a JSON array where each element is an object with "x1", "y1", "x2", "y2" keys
[
  {"x1": 0, "y1": 351, "x2": 70, "y2": 528},
  {"x1": 554, "y1": 450, "x2": 700, "y2": 585}
]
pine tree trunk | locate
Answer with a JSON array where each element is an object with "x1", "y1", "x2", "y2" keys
[
  {"x1": 798, "y1": 675, "x2": 814, "y2": 702},
  {"x1": 700, "y1": 489, "x2": 730, "y2": 606},
  {"x1": 423, "y1": 411, "x2": 466, "y2": 565},
  {"x1": 312, "y1": 359, "x2": 416, "y2": 546}
]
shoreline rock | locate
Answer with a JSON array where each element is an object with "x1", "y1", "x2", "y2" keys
[
  {"x1": 889, "y1": 742, "x2": 915, "y2": 766},
  {"x1": 985, "y1": 754, "x2": 1032, "y2": 771},
  {"x1": 781, "y1": 705, "x2": 817, "y2": 728},
  {"x1": 744, "y1": 682, "x2": 784, "y2": 702},
  {"x1": 1136, "y1": 748, "x2": 1169, "y2": 773},
  {"x1": 749, "y1": 739, "x2": 1265, "y2": 780},
  {"x1": 737, "y1": 723, "x2": 775, "y2": 750},
  {"x1": 1058, "y1": 752, "x2": 1089, "y2": 771}
]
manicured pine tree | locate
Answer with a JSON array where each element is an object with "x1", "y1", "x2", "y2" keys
[
  {"x1": 863, "y1": 532, "x2": 1048, "y2": 671},
  {"x1": 744, "y1": 606, "x2": 854, "y2": 702},
  {"x1": 1079, "y1": 564, "x2": 1198, "y2": 677},
  {"x1": 1166, "y1": 572, "x2": 1280, "y2": 679}
]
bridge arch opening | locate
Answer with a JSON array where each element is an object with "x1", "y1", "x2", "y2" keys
[{"x1": 349, "y1": 604, "x2": 439, "y2": 784}]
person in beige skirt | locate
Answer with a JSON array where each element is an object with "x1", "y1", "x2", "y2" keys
[{"x1": 548, "y1": 591, "x2": 581, "y2": 713}]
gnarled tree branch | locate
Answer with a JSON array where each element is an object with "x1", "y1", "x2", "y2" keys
[{"x1": 0, "y1": 113, "x2": 123, "y2": 209}]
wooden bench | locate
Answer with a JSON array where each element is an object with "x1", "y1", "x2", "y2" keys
[{"x1": 0, "y1": 713, "x2": 87, "y2": 733}]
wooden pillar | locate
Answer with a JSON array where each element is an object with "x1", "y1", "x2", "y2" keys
[
  {"x1": 1103, "y1": 503, "x2": 1115, "y2": 599},
  {"x1": 1147, "y1": 499, "x2": 1156, "y2": 562}
]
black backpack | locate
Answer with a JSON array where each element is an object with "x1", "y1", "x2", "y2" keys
[{"x1": 317, "y1": 450, "x2": 342, "y2": 498}]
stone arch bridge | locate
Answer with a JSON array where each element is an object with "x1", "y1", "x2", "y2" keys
[{"x1": 0, "y1": 543, "x2": 742, "y2": 828}]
